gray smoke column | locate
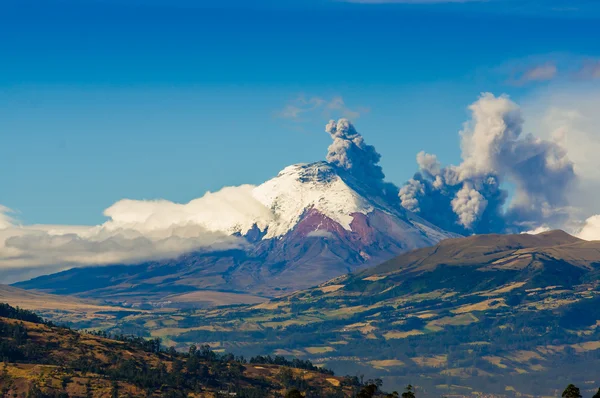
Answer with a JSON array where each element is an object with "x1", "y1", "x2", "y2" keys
[
  {"x1": 326, "y1": 119, "x2": 399, "y2": 201},
  {"x1": 399, "y1": 93, "x2": 576, "y2": 234},
  {"x1": 326, "y1": 119, "x2": 385, "y2": 182}
]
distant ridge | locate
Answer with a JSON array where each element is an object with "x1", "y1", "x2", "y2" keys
[{"x1": 364, "y1": 229, "x2": 592, "y2": 277}]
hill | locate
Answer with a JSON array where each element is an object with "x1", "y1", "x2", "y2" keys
[
  {"x1": 0, "y1": 284, "x2": 148, "y2": 328},
  {"x1": 14, "y1": 158, "x2": 455, "y2": 307},
  {"x1": 81, "y1": 231, "x2": 600, "y2": 397},
  {"x1": 0, "y1": 303, "x2": 374, "y2": 397}
]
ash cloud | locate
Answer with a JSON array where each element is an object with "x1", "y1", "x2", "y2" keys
[
  {"x1": 326, "y1": 119, "x2": 385, "y2": 182},
  {"x1": 400, "y1": 93, "x2": 576, "y2": 234},
  {"x1": 325, "y1": 118, "x2": 399, "y2": 201}
]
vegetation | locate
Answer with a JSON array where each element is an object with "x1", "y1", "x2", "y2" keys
[
  {"x1": 250, "y1": 354, "x2": 334, "y2": 375},
  {"x1": 0, "y1": 303, "x2": 360, "y2": 397},
  {"x1": 95, "y1": 270, "x2": 600, "y2": 396},
  {"x1": 15, "y1": 232, "x2": 600, "y2": 396},
  {"x1": 2, "y1": 305, "x2": 599, "y2": 397},
  {"x1": 0, "y1": 303, "x2": 47, "y2": 324},
  {"x1": 564, "y1": 384, "x2": 583, "y2": 398},
  {"x1": 401, "y1": 385, "x2": 415, "y2": 398}
]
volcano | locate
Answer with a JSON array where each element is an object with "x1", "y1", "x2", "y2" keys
[{"x1": 14, "y1": 121, "x2": 457, "y2": 306}]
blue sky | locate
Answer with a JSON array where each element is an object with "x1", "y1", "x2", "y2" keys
[{"x1": 2, "y1": 0, "x2": 600, "y2": 225}]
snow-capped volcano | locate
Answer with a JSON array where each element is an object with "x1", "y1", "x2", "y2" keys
[
  {"x1": 248, "y1": 161, "x2": 451, "y2": 244},
  {"x1": 252, "y1": 162, "x2": 374, "y2": 238},
  {"x1": 14, "y1": 120, "x2": 457, "y2": 304},
  {"x1": 244, "y1": 160, "x2": 455, "y2": 285}
]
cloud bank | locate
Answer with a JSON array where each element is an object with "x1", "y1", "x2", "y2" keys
[
  {"x1": 0, "y1": 187, "x2": 276, "y2": 281},
  {"x1": 400, "y1": 93, "x2": 576, "y2": 234}
]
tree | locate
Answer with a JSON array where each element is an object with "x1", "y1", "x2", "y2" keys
[
  {"x1": 562, "y1": 384, "x2": 581, "y2": 398},
  {"x1": 402, "y1": 384, "x2": 416, "y2": 398},
  {"x1": 111, "y1": 381, "x2": 119, "y2": 398},
  {"x1": 285, "y1": 389, "x2": 303, "y2": 398},
  {"x1": 85, "y1": 380, "x2": 93, "y2": 398},
  {"x1": 61, "y1": 375, "x2": 72, "y2": 389},
  {"x1": 278, "y1": 367, "x2": 295, "y2": 387},
  {"x1": 26, "y1": 383, "x2": 43, "y2": 398},
  {"x1": 592, "y1": 388, "x2": 600, "y2": 398},
  {"x1": 358, "y1": 384, "x2": 378, "y2": 398}
]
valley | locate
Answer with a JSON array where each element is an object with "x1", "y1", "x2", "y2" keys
[{"x1": 12, "y1": 230, "x2": 600, "y2": 397}]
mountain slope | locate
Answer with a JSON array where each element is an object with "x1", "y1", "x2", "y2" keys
[
  {"x1": 15, "y1": 162, "x2": 455, "y2": 305},
  {"x1": 94, "y1": 231, "x2": 600, "y2": 397},
  {"x1": 0, "y1": 284, "x2": 143, "y2": 327},
  {"x1": 0, "y1": 303, "x2": 356, "y2": 398}
]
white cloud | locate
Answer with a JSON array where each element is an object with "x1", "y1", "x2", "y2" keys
[
  {"x1": 577, "y1": 215, "x2": 600, "y2": 241},
  {"x1": 102, "y1": 185, "x2": 273, "y2": 236},
  {"x1": 0, "y1": 206, "x2": 14, "y2": 230},
  {"x1": 492, "y1": 55, "x2": 600, "y2": 87},
  {"x1": 0, "y1": 185, "x2": 280, "y2": 280},
  {"x1": 577, "y1": 60, "x2": 600, "y2": 80},
  {"x1": 278, "y1": 95, "x2": 368, "y2": 122},
  {"x1": 522, "y1": 82, "x2": 600, "y2": 239},
  {"x1": 523, "y1": 83, "x2": 600, "y2": 214},
  {"x1": 515, "y1": 63, "x2": 558, "y2": 85},
  {"x1": 500, "y1": 60, "x2": 560, "y2": 86},
  {"x1": 521, "y1": 225, "x2": 551, "y2": 235},
  {"x1": 0, "y1": 224, "x2": 243, "y2": 269},
  {"x1": 278, "y1": 96, "x2": 326, "y2": 120}
]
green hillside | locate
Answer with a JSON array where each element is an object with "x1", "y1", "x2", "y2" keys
[{"x1": 0, "y1": 303, "x2": 369, "y2": 397}]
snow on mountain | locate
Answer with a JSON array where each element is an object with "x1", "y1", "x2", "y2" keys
[
  {"x1": 101, "y1": 162, "x2": 384, "y2": 241},
  {"x1": 252, "y1": 162, "x2": 375, "y2": 239}
]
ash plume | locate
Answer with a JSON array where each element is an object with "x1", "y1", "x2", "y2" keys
[
  {"x1": 326, "y1": 118, "x2": 398, "y2": 201},
  {"x1": 400, "y1": 93, "x2": 576, "y2": 234}
]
